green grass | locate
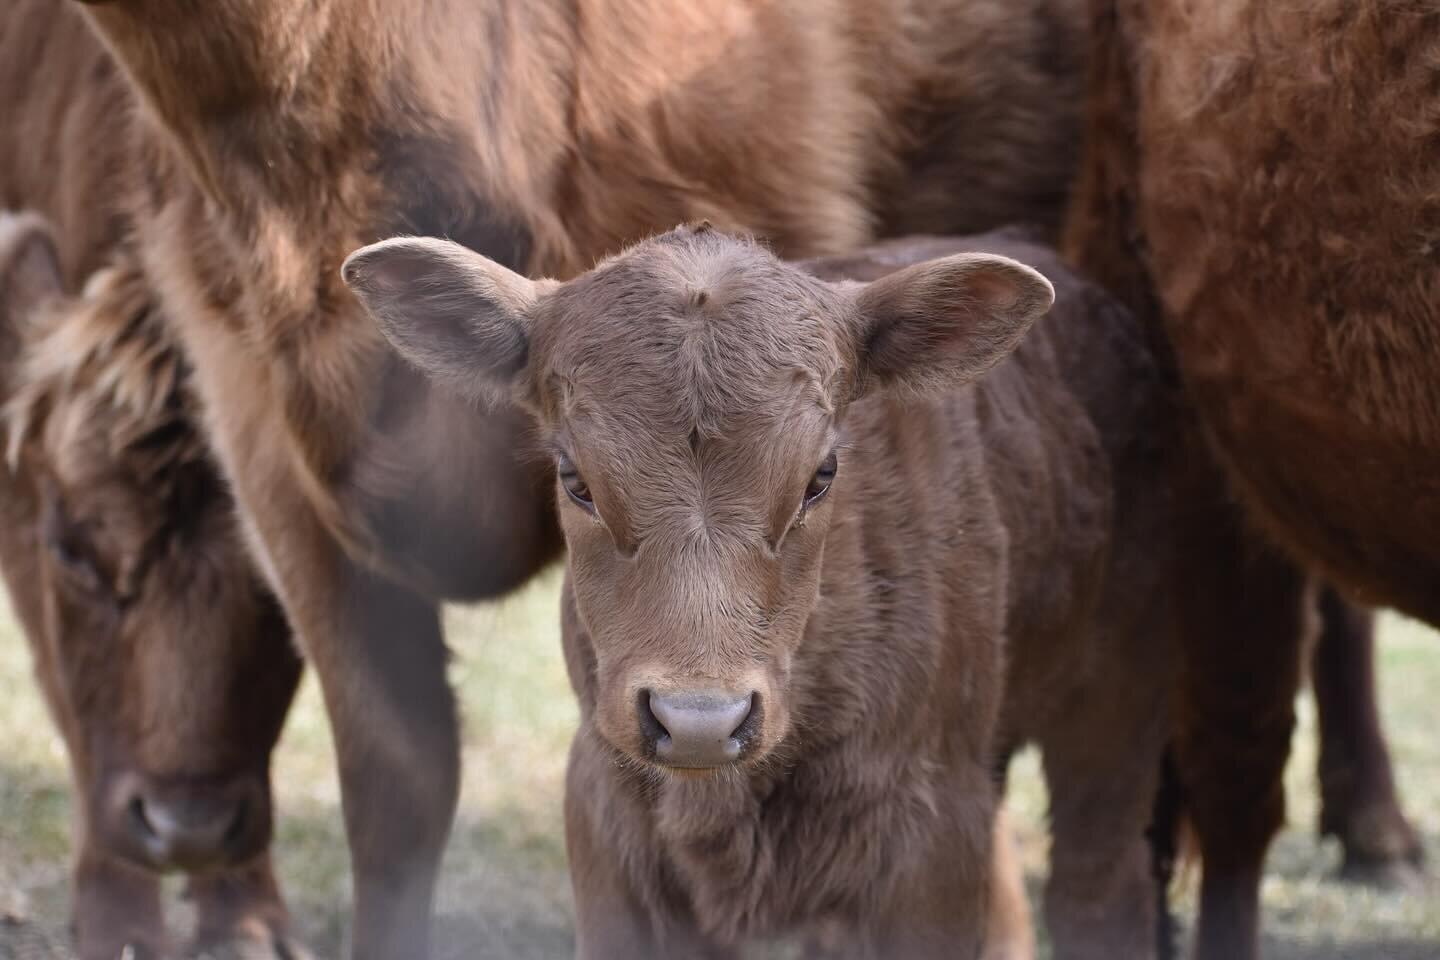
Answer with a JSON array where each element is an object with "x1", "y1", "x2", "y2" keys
[{"x1": 2, "y1": 571, "x2": 1437, "y2": 958}]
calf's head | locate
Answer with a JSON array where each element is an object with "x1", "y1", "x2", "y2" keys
[
  {"x1": 345, "y1": 225, "x2": 1051, "y2": 773},
  {"x1": 0, "y1": 214, "x2": 301, "y2": 873}
]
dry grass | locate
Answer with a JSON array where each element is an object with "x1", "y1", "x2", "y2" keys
[{"x1": 2, "y1": 567, "x2": 1437, "y2": 958}]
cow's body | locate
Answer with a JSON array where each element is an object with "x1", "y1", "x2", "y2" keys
[{"x1": 1064, "y1": 1, "x2": 1439, "y2": 956}]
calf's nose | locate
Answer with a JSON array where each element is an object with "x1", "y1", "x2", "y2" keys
[
  {"x1": 642, "y1": 690, "x2": 756, "y2": 768},
  {"x1": 126, "y1": 784, "x2": 253, "y2": 872}
]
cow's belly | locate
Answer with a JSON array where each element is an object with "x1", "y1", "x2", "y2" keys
[{"x1": 1137, "y1": 0, "x2": 1440, "y2": 620}]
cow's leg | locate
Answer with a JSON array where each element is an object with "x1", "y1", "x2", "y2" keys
[
  {"x1": 186, "y1": 854, "x2": 310, "y2": 959},
  {"x1": 217, "y1": 455, "x2": 458, "y2": 960},
  {"x1": 981, "y1": 805, "x2": 1035, "y2": 960},
  {"x1": 1312, "y1": 585, "x2": 1423, "y2": 885},
  {"x1": 165, "y1": 312, "x2": 566, "y2": 960},
  {"x1": 1173, "y1": 452, "x2": 1309, "y2": 960},
  {"x1": 301, "y1": 561, "x2": 455, "y2": 960},
  {"x1": 71, "y1": 848, "x2": 166, "y2": 960},
  {"x1": 1039, "y1": 654, "x2": 1167, "y2": 960}
]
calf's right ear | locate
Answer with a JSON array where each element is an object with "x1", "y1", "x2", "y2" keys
[{"x1": 342, "y1": 236, "x2": 540, "y2": 403}]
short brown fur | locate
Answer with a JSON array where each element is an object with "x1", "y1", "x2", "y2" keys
[{"x1": 1067, "y1": 0, "x2": 1440, "y2": 625}]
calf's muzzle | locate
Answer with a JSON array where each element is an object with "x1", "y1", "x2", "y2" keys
[{"x1": 640, "y1": 690, "x2": 758, "y2": 768}]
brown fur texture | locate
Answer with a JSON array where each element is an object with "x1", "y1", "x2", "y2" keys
[
  {"x1": 0, "y1": 6, "x2": 133, "y2": 279},
  {"x1": 345, "y1": 225, "x2": 1177, "y2": 959},
  {"x1": 1133, "y1": 0, "x2": 1440, "y2": 626},
  {"x1": 1062, "y1": 2, "x2": 1437, "y2": 958},
  {"x1": 1064, "y1": 0, "x2": 1440, "y2": 619},
  {"x1": 0, "y1": 213, "x2": 304, "y2": 960},
  {"x1": 1, "y1": 0, "x2": 1089, "y2": 952}
]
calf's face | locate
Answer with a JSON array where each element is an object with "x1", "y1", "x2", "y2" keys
[
  {"x1": 345, "y1": 226, "x2": 1051, "y2": 773},
  {"x1": 0, "y1": 216, "x2": 301, "y2": 873}
]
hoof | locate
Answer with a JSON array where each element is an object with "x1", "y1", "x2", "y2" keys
[
  {"x1": 188, "y1": 926, "x2": 316, "y2": 960},
  {"x1": 1330, "y1": 802, "x2": 1425, "y2": 890},
  {"x1": 1338, "y1": 851, "x2": 1425, "y2": 892}
]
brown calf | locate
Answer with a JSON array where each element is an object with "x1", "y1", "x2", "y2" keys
[
  {"x1": 30, "y1": 0, "x2": 1088, "y2": 952},
  {"x1": 344, "y1": 225, "x2": 1177, "y2": 959},
  {"x1": 0, "y1": 214, "x2": 304, "y2": 960},
  {"x1": 1063, "y1": 1, "x2": 1437, "y2": 956}
]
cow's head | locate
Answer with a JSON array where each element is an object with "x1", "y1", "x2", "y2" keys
[
  {"x1": 0, "y1": 213, "x2": 301, "y2": 874},
  {"x1": 345, "y1": 224, "x2": 1050, "y2": 773}
]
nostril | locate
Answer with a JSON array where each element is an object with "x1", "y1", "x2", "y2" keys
[
  {"x1": 732, "y1": 691, "x2": 762, "y2": 746},
  {"x1": 222, "y1": 794, "x2": 249, "y2": 851},
  {"x1": 129, "y1": 795, "x2": 156, "y2": 839},
  {"x1": 636, "y1": 688, "x2": 670, "y2": 751}
]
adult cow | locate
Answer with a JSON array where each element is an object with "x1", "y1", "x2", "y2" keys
[
  {"x1": 38, "y1": 0, "x2": 1084, "y2": 954},
  {"x1": 1065, "y1": 1, "x2": 1438, "y2": 957}
]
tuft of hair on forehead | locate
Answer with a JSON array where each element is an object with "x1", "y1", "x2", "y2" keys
[
  {"x1": 3, "y1": 257, "x2": 204, "y2": 482},
  {"x1": 536, "y1": 225, "x2": 847, "y2": 440}
]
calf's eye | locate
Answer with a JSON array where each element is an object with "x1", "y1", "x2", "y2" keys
[
  {"x1": 557, "y1": 453, "x2": 595, "y2": 513},
  {"x1": 803, "y1": 450, "x2": 838, "y2": 508}
]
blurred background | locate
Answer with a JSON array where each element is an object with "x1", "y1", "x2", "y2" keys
[{"x1": 2, "y1": 570, "x2": 1437, "y2": 959}]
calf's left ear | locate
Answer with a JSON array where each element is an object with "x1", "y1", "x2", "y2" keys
[
  {"x1": 342, "y1": 236, "x2": 542, "y2": 403},
  {"x1": 848, "y1": 253, "x2": 1054, "y2": 398}
]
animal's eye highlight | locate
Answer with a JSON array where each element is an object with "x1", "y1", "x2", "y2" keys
[
  {"x1": 803, "y1": 450, "x2": 838, "y2": 508},
  {"x1": 557, "y1": 453, "x2": 595, "y2": 513}
]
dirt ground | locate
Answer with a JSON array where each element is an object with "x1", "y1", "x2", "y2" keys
[{"x1": 2, "y1": 567, "x2": 1437, "y2": 959}]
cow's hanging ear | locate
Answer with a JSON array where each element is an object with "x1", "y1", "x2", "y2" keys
[
  {"x1": 0, "y1": 212, "x2": 63, "y2": 390},
  {"x1": 0, "y1": 211, "x2": 63, "y2": 331},
  {"x1": 342, "y1": 236, "x2": 542, "y2": 403},
  {"x1": 847, "y1": 253, "x2": 1054, "y2": 398}
]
